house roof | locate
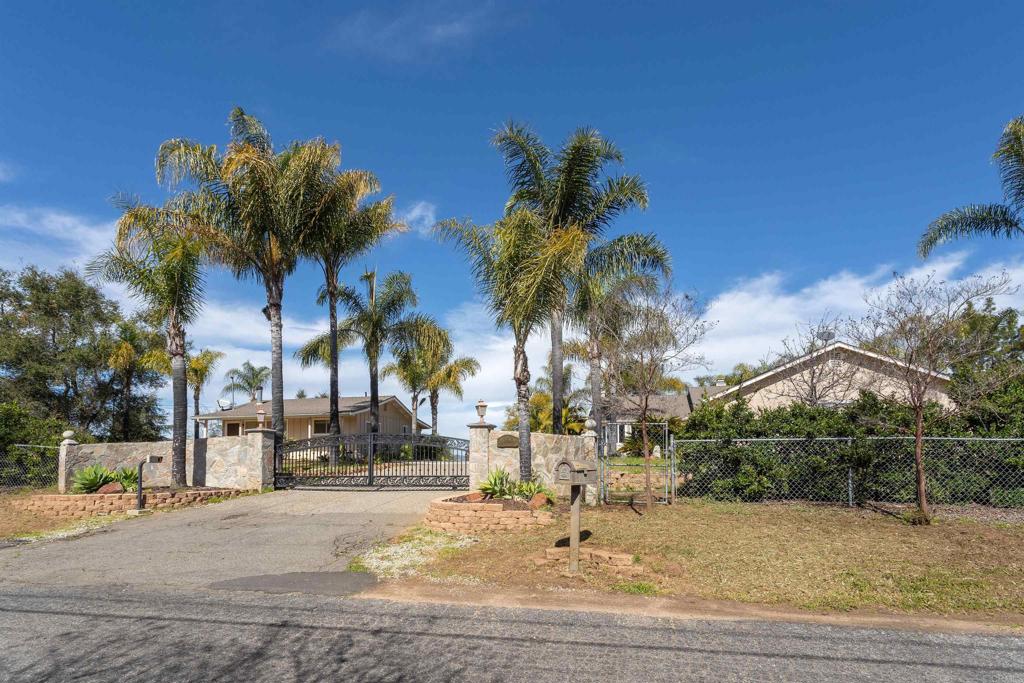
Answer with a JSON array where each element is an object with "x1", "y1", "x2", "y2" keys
[
  {"x1": 196, "y1": 395, "x2": 430, "y2": 429},
  {"x1": 710, "y1": 341, "x2": 951, "y2": 403},
  {"x1": 609, "y1": 385, "x2": 728, "y2": 421}
]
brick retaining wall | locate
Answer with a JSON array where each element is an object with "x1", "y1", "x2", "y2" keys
[
  {"x1": 423, "y1": 496, "x2": 554, "y2": 533},
  {"x1": 11, "y1": 489, "x2": 246, "y2": 519}
]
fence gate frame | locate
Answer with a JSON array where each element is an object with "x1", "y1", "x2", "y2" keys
[{"x1": 274, "y1": 432, "x2": 469, "y2": 489}]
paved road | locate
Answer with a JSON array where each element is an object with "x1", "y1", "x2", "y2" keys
[
  {"x1": 2, "y1": 489, "x2": 1023, "y2": 682},
  {"x1": 2, "y1": 584, "x2": 1022, "y2": 682}
]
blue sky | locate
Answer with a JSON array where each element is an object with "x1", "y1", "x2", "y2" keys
[{"x1": 2, "y1": 1, "x2": 1024, "y2": 434}]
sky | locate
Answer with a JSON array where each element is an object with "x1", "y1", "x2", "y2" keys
[{"x1": 2, "y1": 1, "x2": 1024, "y2": 435}]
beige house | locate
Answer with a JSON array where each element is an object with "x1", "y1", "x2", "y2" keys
[
  {"x1": 197, "y1": 395, "x2": 430, "y2": 440},
  {"x1": 609, "y1": 341, "x2": 953, "y2": 423}
]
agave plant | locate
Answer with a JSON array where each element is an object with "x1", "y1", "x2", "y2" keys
[
  {"x1": 112, "y1": 467, "x2": 140, "y2": 492},
  {"x1": 71, "y1": 465, "x2": 115, "y2": 494},
  {"x1": 513, "y1": 479, "x2": 555, "y2": 502},
  {"x1": 478, "y1": 468, "x2": 514, "y2": 499}
]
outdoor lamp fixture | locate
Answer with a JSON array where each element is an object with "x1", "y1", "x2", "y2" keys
[
  {"x1": 475, "y1": 399, "x2": 487, "y2": 424},
  {"x1": 137, "y1": 455, "x2": 163, "y2": 512},
  {"x1": 256, "y1": 403, "x2": 266, "y2": 428}
]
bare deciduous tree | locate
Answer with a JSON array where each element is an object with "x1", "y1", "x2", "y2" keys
[
  {"x1": 601, "y1": 287, "x2": 712, "y2": 513},
  {"x1": 848, "y1": 271, "x2": 1015, "y2": 522},
  {"x1": 766, "y1": 315, "x2": 866, "y2": 407}
]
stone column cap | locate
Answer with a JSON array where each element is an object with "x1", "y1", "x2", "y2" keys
[{"x1": 467, "y1": 422, "x2": 496, "y2": 429}]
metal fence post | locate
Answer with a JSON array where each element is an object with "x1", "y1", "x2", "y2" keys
[
  {"x1": 847, "y1": 467, "x2": 854, "y2": 507},
  {"x1": 367, "y1": 431, "x2": 375, "y2": 486}
]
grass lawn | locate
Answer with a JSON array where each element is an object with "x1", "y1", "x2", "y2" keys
[{"x1": 422, "y1": 499, "x2": 1024, "y2": 616}]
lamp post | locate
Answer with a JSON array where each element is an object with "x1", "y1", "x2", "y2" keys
[
  {"x1": 256, "y1": 402, "x2": 266, "y2": 429},
  {"x1": 475, "y1": 399, "x2": 488, "y2": 424}
]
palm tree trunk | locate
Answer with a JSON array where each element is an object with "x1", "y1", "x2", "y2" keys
[
  {"x1": 587, "y1": 317, "x2": 603, "y2": 440},
  {"x1": 913, "y1": 405, "x2": 930, "y2": 522},
  {"x1": 550, "y1": 308, "x2": 565, "y2": 435},
  {"x1": 168, "y1": 329, "x2": 188, "y2": 488},
  {"x1": 429, "y1": 390, "x2": 439, "y2": 435},
  {"x1": 192, "y1": 387, "x2": 201, "y2": 440},
  {"x1": 410, "y1": 390, "x2": 419, "y2": 434},
  {"x1": 369, "y1": 350, "x2": 380, "y2": 433},
  {"x1": 513, "y1": 331, "x2": 533, "y2": 480},
  {"x1": 265, "y1": 281, "x2": 285, "y2": 441},
  {"x1": 327, "y1": 287, "x2": 340, "y2": 435}
]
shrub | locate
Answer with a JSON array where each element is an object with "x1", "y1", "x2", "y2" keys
[
  {"x1": 513, "y1": 479, "x2": 555, "y2": 502},
  {"x1": 479, "y1": 468, "x2": 514, "y2": 498},
  {"x1": 989, "y1": 488, "x2": 1024, "y2": 508},
  {"x1": 112, "y1": 466, "x2": 139, "y2": 492},
  {"x1": 71, "y1": 465, "x2": 115, "y2": 494}
]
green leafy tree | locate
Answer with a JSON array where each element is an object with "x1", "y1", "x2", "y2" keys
[
  {"x1": 155, "y1": 107, "x2": 339, "y2": 441},
  {"x1": 424, "y1": 349, "x2": 480, "y2": 435},
  {"x1": 222, "y1": 361, "x2": 271, "y2": 403},
  {"x1": 0, "y1": 267, "x2": 124, "y2": 433},
  {"x1": 493, "y1": 122, "x2": 650, "y2": 434},
  {"x1": 106, "y1": 317, "x2": 166, "y2": 441},
  {"x1": 437, "y1": 209, "x2": 586, "y2": 478},
  {"x1": 186, "y1": 349, "x2": 224, "y2": 439},
  {"x1": 301, "y1": 168, "x2": 403, "y2": 434},
  {"x1": 919, "y1": 115, "x2": 1024, "y2": 256},
  {"x1": 88, "y1": 198, "x2": 206, "y2": 487}
]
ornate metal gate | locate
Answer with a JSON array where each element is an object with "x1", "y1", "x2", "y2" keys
[{"x1": 275, "y1": 433, "x2": 469, "y2": 489}]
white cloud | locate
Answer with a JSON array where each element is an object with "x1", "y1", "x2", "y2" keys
[
  {"x1": 398, "y1": 200, "x2": 437, "y2": 237},
  {"x1": 328, "y1": 1, "x2": 500, "y2": 62},
  {"x1": 0, "y1": 204, "x2": 115, "y2": 272},
  {"x1": 692, "y1": 251, "x2": 1023, "y2": 377},
  {"x1": 0, "y1": 161, "x2": 16, "y2": 183}
]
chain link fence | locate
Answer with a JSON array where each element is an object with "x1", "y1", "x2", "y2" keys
[
  {"x1": 673, "y1": 437, "x2": 1024, "y2": 508},
  {"x1": 0, "y1": 444, "x2": 59, "y2": 492}
]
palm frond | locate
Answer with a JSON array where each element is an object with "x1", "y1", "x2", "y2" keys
[
  {"x1": 995, "y1": 116, "x2": 1024, "y2": 212},
  {"x1": 918, "y1": 203, "x2": 1023, "y2": 257}
]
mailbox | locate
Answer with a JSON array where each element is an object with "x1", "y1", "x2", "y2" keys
[{"x1": 555, "y1": 459, "x2": 597, "y2": 487}]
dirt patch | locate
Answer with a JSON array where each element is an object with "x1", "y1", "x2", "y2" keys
[
  {"x1": 447, "y1": 494, "x2": 531, "y2": 510},
  {"x1": 417, "y1": 499, "x2": 1024, "y2": 618},
  {"x1": 0, "y1": 493, "x2": 73, "y2": 539}
]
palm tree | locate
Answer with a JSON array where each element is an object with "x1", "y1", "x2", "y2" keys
[
  {"x1": 296, "y1": 269, "x2": 439, "y2": 433},
  {"x1": 301, "y1": 168, "x2": 404, "y2": 434},
  {"x1": 437, "y1": 209, "x2": 586, "y2": 478},
  {"x1": 493, "y1": 122, "x2": 649, "y2": 434},
  {"x1": 424, "y1": 350, "x2": 480, "y2": 435},
  {"x1": 106, "y1": 318, "x2": 163, "y2": 442},
  {"x1": 187, "y1": 349, "x2": 224, "y2": 439},
  {"x1": 88, "y1": 199, "x2": 206, "y2": 487},
  {"x1": 155, "y1": 107, "x2": 339, "y2": 442},
  {"x1": 222, "y1": 361, "x2": 271, "y2": 403},
  {"x1": 920, "y1": 116, "x2": 1024, "y2": 256},
  {"x1": 567, "y1": 233, "x2": 670, "y2": 438}
]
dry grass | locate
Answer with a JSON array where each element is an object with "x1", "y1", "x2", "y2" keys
[{"x1": 424, "y1": 499, "x2": 1024, "y2": 615}]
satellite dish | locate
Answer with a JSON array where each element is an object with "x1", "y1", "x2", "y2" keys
[
  {"x1": 817, "y1": 330, "x2": 836, "y2": 343},
  {"x1": 217, "y1": 398, "x2": 233, "y2": 410}
]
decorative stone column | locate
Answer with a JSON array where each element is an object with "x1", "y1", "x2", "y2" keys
[
  {"x1": 57, "y1": 430, "x2": 77, "y2": 494},
  {"x1": 245, "y1": 428, "x2": 278, "y2": 490},
  {"x1": 467, "y1": 421, "x2": 495, "y2": 490}
]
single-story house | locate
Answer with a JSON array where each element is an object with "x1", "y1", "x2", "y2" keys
[
  {"x1": 608, "y1": 341, "x2": 953, "y2": 426},
  {"x1": 196, "y1": 395, "x2": 430, "y2": 440}
]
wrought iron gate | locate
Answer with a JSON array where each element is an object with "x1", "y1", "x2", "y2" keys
[{"x1": 275, "y1": 433, "x2": 469, "y2": 489}]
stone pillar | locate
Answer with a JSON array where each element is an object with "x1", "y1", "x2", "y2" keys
[
  {"x1": 245, "y1": 428, "x2": 278, "y2": 490},
  {"x1": 581, "y1": 423, "x2": 598, "y2": 506},
  {"x1": 57, "y1": 430, "x2": 77, "y2": 494},
  {"x1": 467, "y1": 422, "x2": 495, "y2": 490}
]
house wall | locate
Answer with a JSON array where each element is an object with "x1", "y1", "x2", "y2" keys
[
  {"x1": 735, "y1": 353, "x2": 953, "y2": 411},
  {"x1": 220, "y1": 401, "x2": 420, "y2": 439}
]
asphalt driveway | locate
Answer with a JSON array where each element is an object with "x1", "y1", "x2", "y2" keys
[{"x1": 0, "y1": 489, "x2": 440, "y2": 591}]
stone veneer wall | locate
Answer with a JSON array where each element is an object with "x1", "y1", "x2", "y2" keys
[
  {"x1": 423, "y1": 496, "x2": 554, "y2": 533},
  {"x1": 12, "y1": 489, "x2": 245, "y2": 519},
  {"x1": 468, "y1": 426, "x2": 597, "y2": 503},
  {"x1": 59, "y1": 430, "x2": 275, "y2": 493}
]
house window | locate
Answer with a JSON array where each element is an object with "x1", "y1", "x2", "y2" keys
[
  {"x1": 225, "y1": 422, "x2": 240, "y2": 437},
  {"x1": 313, "y1": 419, "x2": 329, "y2": 435}
]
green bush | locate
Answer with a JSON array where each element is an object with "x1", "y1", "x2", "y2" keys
[
  {"x1": 989, "y1": 488, "x2": 1024, "y2": 508},
  {"x1": 112, "y1": 466, "x2": 139, "y2": 492},
  {"x1": 479, "y1": 468, "x2": 514, "y2": 498},
  {"x1": 513, "y1": 479, "x2": 555, "y2": 502},
  {"x1": 70, "y1": 465, "x2": 115, "y2": 494}
]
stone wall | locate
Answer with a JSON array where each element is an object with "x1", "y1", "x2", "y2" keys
[
  {"x1": 422, "y1": 495, "x2": 554, "y2": 533},
  {"x1": 467, "y1": 425, "x2": 597, "y2": 503},
  {"x1": 58, "y1": 430, "x2": 275, "y2": 493},
  {"x1": 12, "y1": 489, "x2": 246, "y2": 519}
]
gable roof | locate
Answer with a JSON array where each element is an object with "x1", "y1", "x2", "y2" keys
[
  {"x1": 710, "y1": 341, "x2": 951, "y2": 403},
  {"x1": 196, "y1": 395, "x2": 430, "y2": 429},
  {"x1": 608, "y1": 384, "x2": 729, "y2": 420}
]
